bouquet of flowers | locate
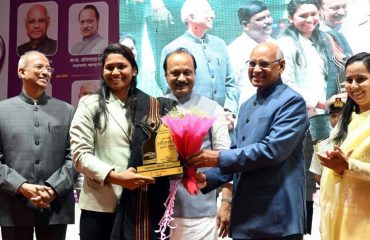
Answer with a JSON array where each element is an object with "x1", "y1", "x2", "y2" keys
[{"x1": 156, "y1": 108, "x2": 215, "y2": 239}]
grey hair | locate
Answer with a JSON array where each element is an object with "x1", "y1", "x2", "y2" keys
[
  {"x1": 180, "y1": 0, "x2": 210, "y2": 24},
  {"x1": 18, "y1": 51, "x2": 47, "y2": 79},
  {"x1": 276, "y1": 48, "x2": 284, "y2": 60}
]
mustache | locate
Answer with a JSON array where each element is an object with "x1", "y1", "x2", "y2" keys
[
  {"x1": 333, "y1": 15, "x2": 346, "y2": 19},
  {"x1": 174, "y1": 80, "x2": 188, "y2": 86}
]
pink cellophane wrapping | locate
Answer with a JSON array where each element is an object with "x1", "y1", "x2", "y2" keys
[
  {"x1": 162, "y1": 113, "x2": 215, "y2": 194},
  {"x1": 156, "y1": 113, "x2": 215, "y2": 239}
]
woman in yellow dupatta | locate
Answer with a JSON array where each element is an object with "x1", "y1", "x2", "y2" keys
[{"x1": 318, "y1": 52, "x2": 370, "y2": 240}]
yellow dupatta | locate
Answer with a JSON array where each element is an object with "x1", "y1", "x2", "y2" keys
[{"x1": 320, "y1": 110, "x2": 370, "y2": 240}]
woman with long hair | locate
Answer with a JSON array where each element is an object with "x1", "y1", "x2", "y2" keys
[
  {"x1": 318, "y1": 52, "x2": 370, "y2": 239},
  {"x1": 277, "y1": 0, "x2": 352, "y2": 120},
  {"x1": 70, "y1": 43, "x2": 176, "y2": 240},
  {"x1": 277, "y1": 1, "x2": 353, "y2": 235}
]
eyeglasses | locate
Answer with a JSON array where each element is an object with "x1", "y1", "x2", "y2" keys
[
  {"x1": 26, "y1": 65, "x2": 54, "y2": 74},
  {"x1": 246, "y1": 59, "x2": 281, "y2": 69}
]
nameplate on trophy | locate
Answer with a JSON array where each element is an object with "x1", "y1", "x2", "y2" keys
[{"x1": 137, "y1": 124, "x2": 183, "y2": 177}]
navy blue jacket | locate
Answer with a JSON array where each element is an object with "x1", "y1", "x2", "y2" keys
[{"x1": 203, "y1": 79, "x2": 309, "y2": 239}]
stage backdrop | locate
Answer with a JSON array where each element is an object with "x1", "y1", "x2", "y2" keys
[
  {"x1": 1, "y1": 0, "x2": 119, "y2": 106},
  {"x1": 1, "y1": 0, "x2": 369, "y2": 102}
]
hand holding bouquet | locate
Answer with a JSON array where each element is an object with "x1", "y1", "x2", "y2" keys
[
  {"x1": 162, "y1": 108, "x2": 215, "y2": 194},
  {"x1": 156, "y1": 108, "x2": 215, "y2": 239}
]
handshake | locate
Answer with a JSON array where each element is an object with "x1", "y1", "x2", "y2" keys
[{"x1": 17, "y1": 182, "x2": 56, "y2": 209}]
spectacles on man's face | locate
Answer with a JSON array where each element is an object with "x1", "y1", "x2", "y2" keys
[
  {"x1": 246, "y1": 59, "x2": 281, "y2": 69},
  {"x1": 26, "y1": 64, "x2": 54, "y2": 74}
]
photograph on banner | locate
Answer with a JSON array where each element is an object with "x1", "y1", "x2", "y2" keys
[
  {"x1": 69, "y1": 2, "x2": 109, "y2": 55},
  {"x1": 0, "y1": 0, "x2": 10, "y2": 101},
  {"x1": 17, "y1": 1, "x2": 58, "y2": 56},
  {"x1": 6, "y1": 0, "x2": 118, "y2": 103},
  {"x1": 71, "y1": 79, "x2": 100, "y2": 108}
]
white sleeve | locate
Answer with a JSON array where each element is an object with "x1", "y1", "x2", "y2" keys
[{"x1": 70, "y1": 97, "x2": 114, "y2": 186}]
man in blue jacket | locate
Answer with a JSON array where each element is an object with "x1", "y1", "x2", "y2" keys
[{"x1": 188, "y1": 42, "x2": 308, "y2": 240}]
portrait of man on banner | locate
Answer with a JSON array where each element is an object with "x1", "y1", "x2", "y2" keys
[
  {"x1": 69, "y1": 3, "x2": 109, "y2": 55},
  {"x1": 17, "y1": 2, "x2": 58, "y2": 56}
]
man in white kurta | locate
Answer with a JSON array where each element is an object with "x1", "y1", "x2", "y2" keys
[
  {"x1": 163, "y1": 47, "x2": 232, "y2": 240},
  {"x1": 228, "y1": 0, "x2": 275, "y2": 109}
]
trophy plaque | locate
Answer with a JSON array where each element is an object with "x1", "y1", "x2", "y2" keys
[{"x1": 137, "y1": 123, "x2": 183, "y2": 177}]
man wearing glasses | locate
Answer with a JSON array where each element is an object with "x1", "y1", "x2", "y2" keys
[
  {"x1": 18, "y1": 4, "x2": 57, "y2": 56},
  {"x1": 0, "y1": 51, "x2": 74, "y2": 240},
  {"x1": 188, "y1": 42, "x2": 309, "y2": 240}
]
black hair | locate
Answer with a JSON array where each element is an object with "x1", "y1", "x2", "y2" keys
[
  {"x1": 79, "y1": 4, "x2": 100, "y2": 21},
  {"x1": 238, "y1": 0, "x2": 268, "y2": 25},
  {"x1": 162, "y1": 47, "x2": 197, "y2": 75},
  {"x1": 287, "y1": 0, "x2": 320, "y2": 16},
  {"x1": 93, "y1": 44, "x2": 138, "y2": 137},
  {"x1": 334, "y1": 52, "x2": 370, "y2": 144},
  {"x1": 279, "y1": 0, "x2": 325, "y2": 67}
]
